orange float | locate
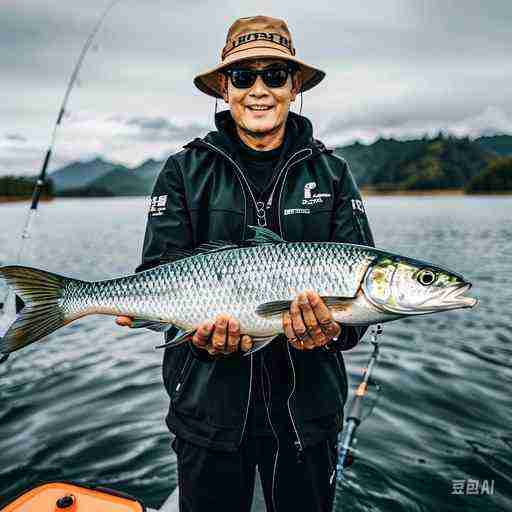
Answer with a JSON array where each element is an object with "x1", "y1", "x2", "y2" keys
[{"x1": 0, "y1": 482, "x2": 145, "y2": 512}]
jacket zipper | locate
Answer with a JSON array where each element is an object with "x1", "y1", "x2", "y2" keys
[
  {"x1": 198, "y1": 140, "x2": 315, "y2": 449},
  {"x1": 276, "y1": 149, "x2": 313, "y2": 238},
  {"x1": 265, "y1": 148, "x2": 312, "y2": 213},
  {"x1": 190, "y1": 140, "x2": 259, "y2": 444},
  {"x1": 202, "y1": 141, "x2": 261, "y2": 229}
]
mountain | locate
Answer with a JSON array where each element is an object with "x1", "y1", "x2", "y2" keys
[
  {"x1": 46, "y1": 132, "x2": 512, "y2": 197},
  {"x1": 474, "y1": 134, "x2": 512, "y2": 156},
  {"x1": 334, "y1": 138, "x2": 426, "y2": 186},
  {"x1": 131, "y1": 158, "x2": 164, "y2": 195},
  {"x1": 48, "y1": 157, "x2": 164, "y2": 197},
  {"x1": 335, "y1": 135, "x2": 493, "y2": 190},
  {"x1": 49, "y1": 157, "x2": 123, "y2": 193},
  {"x1": 466, "y1": 156, "x2": 512, "y2": 193}
]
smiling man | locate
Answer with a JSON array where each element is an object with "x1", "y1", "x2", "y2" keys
[{"x1": 117, "y1": 15, "x2": 374, "y2": 512}]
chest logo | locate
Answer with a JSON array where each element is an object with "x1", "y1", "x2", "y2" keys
[{"x1": 302, "y1": 182, "x2": 331, "y2": 206}]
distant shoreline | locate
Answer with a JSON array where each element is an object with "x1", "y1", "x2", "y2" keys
[
  {"x1": 362, "y1": 189, "x2": 512, "y2": 196},
  {"x1": 361, "y1": 188, "x2": 465, "y2": 196},
  {"x1": 1, "y1": 191, "x2": 511, "y2": 204},
  {"x1": 0, "y1": 196, "x2": 53, "y2": 204}
]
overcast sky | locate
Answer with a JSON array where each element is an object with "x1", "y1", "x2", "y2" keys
[{"x1": 1, "y1": 0, "x2": 511, "y2": 175}]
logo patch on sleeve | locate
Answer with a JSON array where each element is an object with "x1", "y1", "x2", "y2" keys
[
  {"x1": 149, "y1": 194, "x2": 168, "y2": 216},
  {"x1": 351, "y1": 198, "x2": 366, "y2": 213}
]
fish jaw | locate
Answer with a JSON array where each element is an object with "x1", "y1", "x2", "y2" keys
[{"x1": 425, "y1": 282, "x2": 479, "y2": 311}]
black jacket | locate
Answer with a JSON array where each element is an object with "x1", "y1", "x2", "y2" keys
[{"x1": 137, "y1": 110, "x2": 374, "y2": 452}]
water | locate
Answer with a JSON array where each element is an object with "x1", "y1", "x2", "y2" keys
[{"x1": 0, "y1": 196, "x2": 511, "y2": 511}]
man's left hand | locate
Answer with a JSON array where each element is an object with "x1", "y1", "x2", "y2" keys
[{"x1": 282, "y1": 290, "x2": 341, "y2": 351}]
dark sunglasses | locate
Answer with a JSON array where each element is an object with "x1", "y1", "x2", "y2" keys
[{"x1": 223, "y1": 65, "x2": 297, "y2": 89}]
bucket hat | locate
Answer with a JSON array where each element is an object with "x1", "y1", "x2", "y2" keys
[{"x1": 194, "y1": 15, "x2": 326, "y2": 98}]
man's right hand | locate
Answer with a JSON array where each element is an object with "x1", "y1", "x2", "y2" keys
[{"x1": 192, "y1": 314, "x2": 253, "y2": 355}]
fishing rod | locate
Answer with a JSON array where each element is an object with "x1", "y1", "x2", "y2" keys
[
  {"x1": 336, "y1": 323, "x2": 383, "y2": 481},
  {"x1": 0, "y1": 0, "x2": 122, "y2": 363}
]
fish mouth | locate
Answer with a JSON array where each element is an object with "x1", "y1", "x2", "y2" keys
[{"x1": 441, "y1": 282, "x2": 479, "y2": 309}]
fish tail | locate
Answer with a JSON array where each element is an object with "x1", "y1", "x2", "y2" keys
[{"x1": 0, "y1": 265, "x2": 76, "y2": 355}]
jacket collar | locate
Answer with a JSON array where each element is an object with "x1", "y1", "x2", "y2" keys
[{"x1": 185, "y1": 109, "x2": 325, "y2": 160}]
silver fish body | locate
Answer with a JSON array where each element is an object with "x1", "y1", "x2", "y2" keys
[{"x1": 0, "y1": 228, "x2": 478, "y2": 355}]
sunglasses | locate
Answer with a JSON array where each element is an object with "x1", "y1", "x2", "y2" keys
[{"x1": 223, "y1": 65, "x2": 297, "y2": 89}]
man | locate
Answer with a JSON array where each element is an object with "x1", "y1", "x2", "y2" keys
[{"x1": 117, "y1": 15, "x2": 374, "y2": 512}]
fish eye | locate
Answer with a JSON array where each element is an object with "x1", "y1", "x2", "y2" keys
[{"x1": 417, "y1": 269, "x2": 436, "y2": 286}]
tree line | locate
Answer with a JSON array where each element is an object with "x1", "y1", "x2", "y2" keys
[{"x1": 0, "y1": 176, "x2": 53, "y2": 198}]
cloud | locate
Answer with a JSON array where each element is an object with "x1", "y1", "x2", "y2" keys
[
  {"x1": 1, "y1": 0, "x2": 512, "y2": 174},
  {"x1": 319, "y1": 106, "x2": 512, "y2": 147},
  {"x1": 124, "y1": 116, "x2": 209, "y2": 141},
  {"x1": 4, "y1": 133, "x2": 27, "y2": 142}
]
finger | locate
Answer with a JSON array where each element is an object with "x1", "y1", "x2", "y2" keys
[
  {"x1": 226, "y1": 317, "x2": 241, "y2": 353},
  {"x1": 240, "y1": 335, "x2": 253, "y2": 353},
  {"x1": 290, "y1": 295, "x2": 314, "y2": 350},
  {"x1": 306, "y1": 290, "x2": 341, "y2": 340},
  {"x1": 192, "y1": 321, "x2": 214, "y2": 348},
  {"x1": 282, "y1": 311, "x2": 295, "y2": 341},
  {"x1": 211, "y1": 314, "x2": 229, "y2": 352},
  {"x1": 116, "y1": 316, "x2": 133, "y2": 327},
  {"x1": 299, "y1": 290, "x2": 326, "y2": 346},
  {"x1": 289, "y1": 337, "x2": 305, "y2": 351}
]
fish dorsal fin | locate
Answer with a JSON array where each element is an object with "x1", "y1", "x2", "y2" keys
[
  {"x1": 163, "y1": 241, "x2": 240, "y2": 262},
  {"x1": 194, "y1": 241, "x2": 240, "y2": 254},
  {"x1": 245, "y1": 226, "x2": 286, "y2": 245},
  {"x1": 162, "y1": 227, "x2": 283, "y2": 263}
]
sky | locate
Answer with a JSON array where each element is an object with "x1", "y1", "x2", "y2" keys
[{"x1": 1, "y1": 0, "x2": 511, "y2": 175}]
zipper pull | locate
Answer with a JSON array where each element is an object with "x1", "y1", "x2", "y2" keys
[
  {"x1": 294, "y1": 440, "x2": 304, "y2": 464},
  {"x1": 256, "y1": 201, "x2": 267, "y2": 227}
]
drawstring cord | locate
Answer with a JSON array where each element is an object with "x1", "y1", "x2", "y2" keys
[{"x1": 262, "y1": 356, "x2": 280, "y2": 512}]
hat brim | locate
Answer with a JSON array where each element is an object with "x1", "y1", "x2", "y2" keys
[{"x1": 194, "y1": 47, "x2": 326, "y2": 98}]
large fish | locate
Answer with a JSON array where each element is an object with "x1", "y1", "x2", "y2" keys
[{"x1": 0, "y1": 227, "x2": 477, "y2": 357}]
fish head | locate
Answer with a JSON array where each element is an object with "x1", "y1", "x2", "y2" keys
[{"x1": 362, "y1": 255, "x2": 478, "y2": 316}]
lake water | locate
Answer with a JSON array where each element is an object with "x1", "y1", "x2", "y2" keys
[{"x1": 0, "y1": 196, "x2": 511, "y2": 511}]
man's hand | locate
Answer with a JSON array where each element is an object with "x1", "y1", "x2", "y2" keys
[
  {"x1": 116, "y1": 316, "x2": 133, "y2": 327},
  {"x1": 192, "y1": 314, "x2": 253, "y2": 356},
  {"x1": 282, "y1": 290, "x2": 341, "y2": 351}
]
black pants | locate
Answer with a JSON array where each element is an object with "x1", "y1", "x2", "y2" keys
[{"x1": 172, "y1": 433, "x2": 338, "y2": 512}]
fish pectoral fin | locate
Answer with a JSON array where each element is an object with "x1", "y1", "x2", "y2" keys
[
  {"x1": 256, "y1": 296, "x2": 352, "y2": 318},
  {"x1": 321, "y1": 296, "x2": 353, "y2": 309},
  {"x1": 131, "y1": 318, "x2": 172, "y2": 332},
  {"x1": 154, "y1": 329, "x2": 195, "y2": 349},
  {"x1": 255, "y1": 301, "x2": 292, "y2": 318},
  {"x1": 243, "y1": 335, "x2": 278, "y2": 356}
]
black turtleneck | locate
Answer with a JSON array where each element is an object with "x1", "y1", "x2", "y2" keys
[{"x1": 235, "y1": 134, "x2": 286, "y2": 196}]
